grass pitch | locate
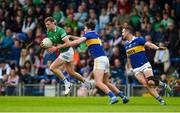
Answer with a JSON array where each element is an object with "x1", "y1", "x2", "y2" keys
[{"x1": 0, "y1": 96, "x2": 179, "y2": 112}]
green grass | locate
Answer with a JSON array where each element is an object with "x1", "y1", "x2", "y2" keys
[{"x1": 0, "y1": 97, "x2": 179, "y2": 112}]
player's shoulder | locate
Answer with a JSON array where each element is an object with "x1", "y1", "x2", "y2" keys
[
  {"x1": 125, "y1": 37, "x2": 137, "y2": 46},
  {"x1": 56, "y1": 26, "x2": 67, "y2": 36},
  {"x1": 134, "y1": 36, "x2": 146, "y2": 42},
  {"x1": 125, "y1": 37, "x2": 136, "y2": 45},
  {"x1": 135, "y1": 36, "x2": 145, "y2": 40},
  {"x1": 83, "y1": 31, "x2": 99, "y2": 38}
]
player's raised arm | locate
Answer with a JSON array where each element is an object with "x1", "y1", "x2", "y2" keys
[
  {"x1": 145, "y1": 42, "x2": 166, "y2": 50},
  {"x1": 69, "y1": 37, "x2": 87, "y2": 46}
]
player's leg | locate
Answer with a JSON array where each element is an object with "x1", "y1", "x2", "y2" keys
[
  {"x1": 135, "y1": 72, "x2": 159, "y2": 97},
  {"x1": 64, "y1": 61, "x2": 85, "y2": 82},
  {"x1": 103, "y1": 72, "x2": 129, "y2": 104},
  {"x1": 135, "y1": 72, "x2": 166, "y2": 105},
  {"x1": 144, "y1": 68, "x2": 172, "y2": 96},
  {"x1": 144, "y1": 68, "x2": 163, "y2": 86},
  {"x1": 49, "y1": 58, "x2": 65, "y2": 79},
  {"x1": 93, "y1": 56, "x2": 118, "y2": 104},
  {"x1": 64, "y1": 61, "x2": 91, "y2": 88},
  {"x1": 64, "y1": 47, "x2": 91, "y2": 88},
  {"x1": 49, "y1": 58, "x2": 71, "y2": 95},
  {"x1": 55, "y1": 47, "x2": 74, "y2": 80},
  {"x1": 93, "y1": 70, "x2": 111, "y2": 94},
  {"x1": 93, "y1": 69, "x2": 118, "y2": 104}
]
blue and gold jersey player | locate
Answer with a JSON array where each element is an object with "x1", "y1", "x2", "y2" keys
[
  {"x1": 122, "y1": 26, "x2": 172, "y2": 105},
  {"x1": 63, "y1": 21, "x2": 129, "y2": 104}
]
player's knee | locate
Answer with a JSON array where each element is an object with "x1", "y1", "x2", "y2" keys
[
  {"x1": 147, "y1": 76, "x2": 159, "y2": 86},
  {"x1": 49, "y1": 66, "x2": 53, "y2": 71},
  {"x1": 95, "y1": 81, "x2": 102, "y2": 88},
  {"x1": 103, "y1": 81, "x2": 107, "y2": 86},
  {"x1": 104, "y1": 81, "x2": 110, "y2": 87},
  {"x1": 147, "y1": 80, "x2": 155, "y2": 86},
  {"x1": 103, "y1": 79, "x2": 107, "y2": 84},
  {"x1": 142, "y1": 82, "x2": 149, "y2": 88},
  {"x1": 49, "y1": 65, "x2": 55, "y2": 72}
]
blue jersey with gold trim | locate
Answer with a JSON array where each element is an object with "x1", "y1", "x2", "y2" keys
[
  {"x1": 125, "y1": 37, "x2": 149, "y2": 69},
  {"x1": 83, "y1": 31, "x2": 105, "y2": 58}
]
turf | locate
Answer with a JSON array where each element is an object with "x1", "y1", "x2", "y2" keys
[{"x1": 0, "y1": 96, "x2": 179, "y2": 112}]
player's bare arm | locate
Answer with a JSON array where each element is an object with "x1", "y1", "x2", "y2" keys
[
  {"x1": 48, "y1": 36, "x2": 70, "y2": 53},
  {"x1": 145, "y1": 42, "x2": 166, "y2": 50},
  {"x1": 69, "y1": 37, "x2": 86, "y2": 46},
  {"x1": 126, "y1": 54, "x2": 132, "y2": 71},
  {"x1": 69, "y1": 35, "x2": 81, "y2": 40}
]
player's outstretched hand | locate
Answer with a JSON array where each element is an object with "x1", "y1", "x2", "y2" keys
[
  {"x1": 48, "y1": 46, "x2": 58, "y2": 53},
  {"x1": 158, "y1": 47, "x2": 166, "y2": 50}
]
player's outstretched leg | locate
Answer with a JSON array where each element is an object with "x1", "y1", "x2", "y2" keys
[
  {"x1": 147, "y1": 86, "x2": 166, "y2": 105},
  {"x1": 104, "y1": 73, "x2": 129, "y2": 104},
  {"x1": 64, "y1": 62, "x2": 90, "y2": 88},
  {"x1": 135, "y1": 72, "x2": 166, "y2": 105},
  {"x1": 94, "y1": 70, "x2": 118, "y2": 104}
]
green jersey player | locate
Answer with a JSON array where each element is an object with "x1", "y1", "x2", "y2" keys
[{"x1": 41, "y1": 17, "x2": 89, "y2": 95}]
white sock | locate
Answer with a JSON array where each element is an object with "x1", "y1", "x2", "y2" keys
[{"x1": 63, "y1": 78, "x2": 69, "y2": 84}]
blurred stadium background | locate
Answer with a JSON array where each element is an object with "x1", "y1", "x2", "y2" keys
[{"x1": 0, "y1": 0, "x2": 179, "y2": 101}]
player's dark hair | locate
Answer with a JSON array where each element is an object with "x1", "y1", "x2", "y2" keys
[
  {"x1": 44, "y1": 17, "x2": 55, "y2": 23},
  {"x1": 85, "y1": 21, "x2": 96, "y2": 30}
]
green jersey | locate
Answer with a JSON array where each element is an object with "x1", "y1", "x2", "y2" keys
[{"x1": 47, "y1": 26, "x2": 70, "y2": 53}]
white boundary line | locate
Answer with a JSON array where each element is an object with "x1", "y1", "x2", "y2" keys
[{"x1": 0, "y1": 112, "x2": 180, "y2": 113}]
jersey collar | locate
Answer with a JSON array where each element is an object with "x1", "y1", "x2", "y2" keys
[
  {"x1": 87, "y1": 31, "x2": 95, "y2": 33},
  {"x1": 54, "y1": 26, "x2": 57, "y2": 32},
  {"x1": 128, "y1": 36, "x2": 136, "y2": 43}
]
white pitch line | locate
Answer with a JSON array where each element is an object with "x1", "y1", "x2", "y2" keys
[{"x1": 0, "y1": 112, "x2": 179, "y2": 113}]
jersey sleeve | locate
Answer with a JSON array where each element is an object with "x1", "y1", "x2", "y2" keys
[
  {"x1": 138, "y1": 37, "x2": 147, "y2": 45},
  {"x1": 82, "y1": 33, "x2": 89, "y2": 39},
  {"x1": 59, "y1": 28, "x2": 68, "y2": 40}
]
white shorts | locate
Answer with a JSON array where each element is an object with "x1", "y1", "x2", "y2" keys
[
  {"x1": 58, "y1": 47, "x2": 74, "y2": 62},
  {"x1": 133, "y1": 62, "x2": 152, "y2": 76},
  {"x1": 93, "y1": 56, "x2": 110, "y2": 73}
]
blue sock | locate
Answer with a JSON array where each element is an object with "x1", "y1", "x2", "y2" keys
[
  {"x1": 156, "y1": 96, "x2": 163, "y2": 102},
  {"x1": 108, "y1": 91, "x2": 115, "y2": 98},
  {"x1": 118, "y1": 91, "x2": 125, "y2": 98}
]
